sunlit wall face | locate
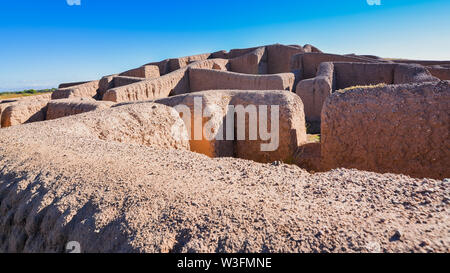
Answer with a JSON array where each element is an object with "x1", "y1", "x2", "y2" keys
[{"x1": 0, "y1": 0, "x2": 449, "y2": 91}]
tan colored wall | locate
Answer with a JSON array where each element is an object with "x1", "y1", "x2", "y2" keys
[
  {"x1": 154, "y1": 89, "x2": 307, "y2": 163},
  {"x1": 267, "y1": 44, "x2": 304, "y2": 74},
  {"x1": 187, "y1": 58, "x2": 229, "y2": 71},
  {"x1": 58, "y1": 81, "x2": 89, "y2": 88},
  {"x1": 333, "y1": 63, "x2": 396, "y2": 89},
  {"x1": 1, "y1": 99, "x2": 49, "y2": 127},
  {"x1": 321, "y1": 81, "x2": 450, "y2": 179},
  {"x1": 189, "y1": 68, "x2": 295, "y2": 92},
  {"x1": 51, "y1": 80, "x2": 100, "y2": 100},
  {"x1": 113, "y1": 76, "x2": 144, "y2": 88},
  {"x1": 427, "y1": 66, "x2": 450, "y2": 80},
  {"x1": 229, "y1": 47, "x2": 267, "y2": 74},
  {"x1": 119, "y1": 65, "x2": 160, "y2": 79},
  {"x1": 46, "y1": 98, "x2": 115, "y2": 120},
  {"x1": 102, "y1": 59, "x2": 234, "y2": 103},
  {"x1": 168, "y1": 53, "x2": 212, "y2": 71},
  {"x1": 291, "y1": 52, "x2": 380, "y2": 80},
  {"x1": 303, "y1": 44, "x2": 322, "y2": 53},
  {"x1": 296, "y1": 62, "x2": 334, "y2": 122},
  {"x1": 297, "y1": 62, "x2": 438, "y2": 122},
  {"x1": 102, "y1": 68, "x2": 189, "y2": 102}
]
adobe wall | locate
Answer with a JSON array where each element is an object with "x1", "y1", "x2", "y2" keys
[
  {"x1": 303, "y1": 44, "x2": 322, "y2": 53},
  {"x1": 390, "y1": 59, "x2": 450, "y2": 66},
  {"x1": 1, "y1": 100, "x2": 49, "y2": 128},
  {"x1": 58, "y1": 81, "x2": 90, "y2": 89},
  {"x1": 187, "y1": 58, "x2": 229, "y2": 71},
  {"x1": 295, "y1": 62, "x2": 334, "y2": 122},
  {"x1": 145, "y1": 59, "x2": 171, "y2": 75},
  {"x1": 113, "y1": 76, "x2": 144, "y2": 88},
  {"x1": 427, "y1": 66, "x2": 450, "y2": 80},
  {"x1": 154, "y1": 89, "x2": 307, "y2": 163},
  {"x1": 102, "y1": 68, "x2": 189, "y2": 102},
  {"x1": 333, "y1": 63, "x2": 396, "y2": 89},
  {"x1": 291, "y1": 52, "x2": 380, "y2": 80},
  {"x1": 212, "y1": 46, "x2": 261, "y2": 59},
  {"x1": 189, "y1": 68, "x2": 295, "y2": 92},
  {"x1": 51, "y1": 80, "x2": 100, "y2": 100},
  {"x1": 168, "y1": 53, "x2": 212, "y2": 71},
  {"x1": 393, "y1": 63, "x2": 439, "y2": 84},
  {"x1": 266, "y1": 44, "x2": 305, "y2": 74},
  {"x1": 229, "y1": 47, "x2": 267, "y2": 74},
  {"x1": 296, "y1": 62, "x2": 438, "y2": 122},
  {"x1": 46, "y1": 98, "x2": 115, "y2": 120},
  {"x1": 321, "y1": 81, "x2": 450, "y2": 179},
  {"x1": 102, "y1": 59, "x2": 234, "y2": 103},
  {"x1": 119, "y1": 65, "x2": 160, "y2": 78},
  {"x1": 333, "y1": 63, "x2": 438, "y2": 89}
]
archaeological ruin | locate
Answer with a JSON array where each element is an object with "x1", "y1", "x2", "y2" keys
[{"x1": 0, "y1": 43, "x2": 449, "y2": 253}]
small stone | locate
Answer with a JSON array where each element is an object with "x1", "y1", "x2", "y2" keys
[
  {"x1": 271, "y1": 161, "x2": 282, "y2": 166},
  {"x1": 389, "y1": 230, "x2": 402, "y2": 242}
]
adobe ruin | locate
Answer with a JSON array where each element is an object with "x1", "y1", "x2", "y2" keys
[{"x1": 0, "y1": 43, "x2": 448, "y2": 253}]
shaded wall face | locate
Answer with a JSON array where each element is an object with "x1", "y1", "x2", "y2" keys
[
  {"x1": 267, "y1": 45, "x2": 304, "y2": 74},
  {"x1": 321, "y1": 81, "x2": 450, "y2": 180},
  {"x1": 188, "y1": 68, "x2": 295, "y2": 92},
  {"x1": 299, "y1": 54, "x2": 377, "y2": 79},
  {"x1": 333, "y1": 63, "x2": 396, "y2": 89},
  {"x1": 428, "y1": 67, "x2": 450, "y2": 80}
]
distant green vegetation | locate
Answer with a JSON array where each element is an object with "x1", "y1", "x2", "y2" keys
[{"x1": 0, "y1": 88, "x2": 56, "y2": 100}]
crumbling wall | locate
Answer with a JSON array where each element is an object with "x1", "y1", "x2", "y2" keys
[
  {"x1": 0, "y1": 94, "x2": 51, "y2": 125},
  {"x1": 291, "y1": 53, "x2": 381, "y2": 80},
  {"x1": 393, "y1": 64, "x2": 439, "y2": 84},
  {"x1": 168, "y1": 53, "x2": 212, "y2": 71},
  {"x1": 187, "y1": 58, "x2": 229, "y2": 71},
  {"x1": 321, "y1": 81, "x2": 450, "y2": 179},
  {"x1": 267, "y1": 44, "x2": 305, "y2": 74},
  {"x1": 189, "y1": 68, "x2": 295, "y2": 92},
  {"x1": 51, "y1": 80, "x2": 100, "y2": 100},
  {"x1": 296, "y1": 62, "x2": 438, "y2": 122},
  {"x1": 58, "y1": 81, "x2": 90, "y2": 88},
  {"x1": 296, "y1": 62, "x2": 334, "y2": 122},
  {"x1": 154, "y1": 90, "x2": 307, "y2": 163},
  {"x1": 46, "y1": 98, "x2": 115, "y2": 120},
  {"x1": 1, "y1": 100, "x2": 49, "y2": 128},
  {"x1": 303, "y1": 44, "x2": 322, "y2": 53},
  {"x1": 119, "y1": 65, "x2": 160, "y2": 78},
  {"x1": 333, "y1": 63, "x2": 396, "y2": 89},
  {"x1": 427, "y1": 66, "x2": 450, "y2": 80},
  {"x1": 229, "y1": 47, "x2": 267, "y2": 74},
  {"x1": 102, "y1": 68, "x2": 189, "y2": 102}
]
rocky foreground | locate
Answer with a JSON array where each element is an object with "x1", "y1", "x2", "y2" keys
[{"x1": 0, "y1": 103, "x2": 448, "y2": 253}]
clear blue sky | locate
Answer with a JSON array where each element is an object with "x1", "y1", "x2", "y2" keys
[{"x1": 1, "y1": 0, "x2": 449, "y2": 91}]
